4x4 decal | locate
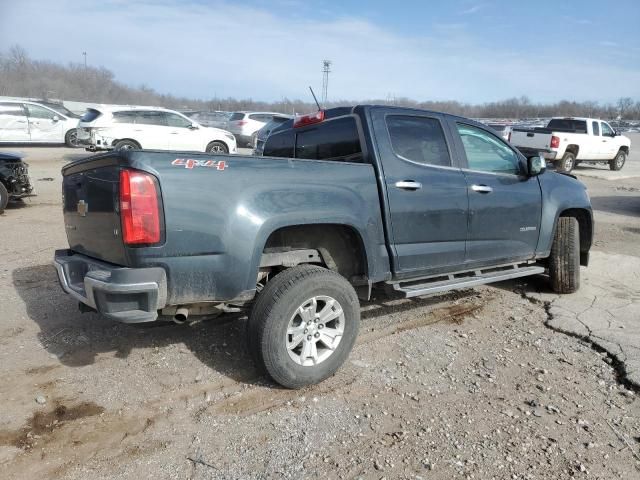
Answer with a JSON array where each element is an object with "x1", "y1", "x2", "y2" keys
[{"x1": 172, "y1": 159, "x2": 227, "y2": 170}]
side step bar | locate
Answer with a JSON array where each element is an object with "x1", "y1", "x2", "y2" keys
[{"x1": 390, "y1": 263, "x2": 545, "y2": 298}]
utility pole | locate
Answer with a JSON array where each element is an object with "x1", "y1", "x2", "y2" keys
[
  {"x1": 82, "y1": 51, "x2": 87, "y2": 70},
  {"x1": 321, "y1": 60, "x2": 332, "y2": 106}
]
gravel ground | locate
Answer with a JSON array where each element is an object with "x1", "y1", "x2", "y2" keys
[{"x1": 0, "y1": 145, "x2": 639, "y2": 479}]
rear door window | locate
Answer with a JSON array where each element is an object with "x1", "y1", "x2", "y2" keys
[
  {"x1": 0, "y1": 102, "x2": 26, "y2": 117},
  {"x1": 592, "y1": 121, "x2": 600, "y2": 136},
  {"x1": 112, "y1": 111, "x2": 138, "y2": 124},
  {"x1": 229, "y1": 113, "x2": 245, "y2": 121},
  {"x1": 386, "y1": 115, "x2": 450, "y2": 167},
  {"x1": 295, "y1": 117, "x2": 362, "y2": 161},
  {"x1": 134, "y1": 111, "x2": 167, "y2": 126}
]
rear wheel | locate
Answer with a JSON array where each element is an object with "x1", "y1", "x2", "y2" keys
[
  {"x1": 549, "y1": 216, "x2": 580, "y2": 293},
  {"x1": 247, "y1": 265, "x2": 360, "y2": 389},
  {"x1": 0, "y1": 183, "x2": 8, "y2": 214},
  {"x1": 555, "y1": 152, "x2": 576, "y2": 173},
  {"x1": 65, "y1": 129, "x2": 79, "y2": 148},
  {"x1": 609, "y1": 150, "x2": 626, "y2": 171},
  {"x1": 114, "y1": 139, "x2": 141, "y2": 151},
  {"x1": 206, "y1": 141, "x2": 228, "y2": 154}
]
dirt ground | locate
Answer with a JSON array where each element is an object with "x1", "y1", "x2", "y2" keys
[{"x1": 1, "y1": 145, "x2": 639, "y2": 479}]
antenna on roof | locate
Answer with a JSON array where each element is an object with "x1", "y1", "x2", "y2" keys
[{"x1": 309, "y1": 86, "x2": 322, "y2": 111}]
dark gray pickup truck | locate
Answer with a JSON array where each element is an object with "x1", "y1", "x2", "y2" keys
[{"x1": 54, "y1": 105, "x2": 593, "y2": 388}]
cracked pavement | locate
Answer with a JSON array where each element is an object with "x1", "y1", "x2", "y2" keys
[{"x1": 527, "y1": 252, "x2": 640, "y2": 388}]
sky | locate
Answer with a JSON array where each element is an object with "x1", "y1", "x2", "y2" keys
[{"x1": 1, "y1": 0, "x2": 639, "y2": 104}]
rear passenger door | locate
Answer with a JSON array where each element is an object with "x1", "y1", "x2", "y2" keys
[
  {"x1": 449, "y1": 121, "x2": 542, "y2": 264},
  {"x1": 0, "y1": 102, "x2": 30, "y2": 141},
  {"x1": 131, "y1": 111, "x2": 170, "y2": 149},
  {"x1": 370, "y1": 109, "x2": 469, "y2": 276}
]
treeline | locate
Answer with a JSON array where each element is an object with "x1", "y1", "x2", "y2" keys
[{"x1": 1, "y1": 45, "x2": 638, "y2": 119}]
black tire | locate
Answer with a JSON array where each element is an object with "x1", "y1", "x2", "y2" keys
[
  {"x1": 609, "y1": 150, "x2": 626, "y2": 171},
  {"x1": 206, "y1": 141, "x2": 228, "y2": 154},
  {"x1": 0, "y1": 182, "x2": 8, "y2": 214},
  {"x1": 114, "y1": 139, "x2": 141, "y2": 151},
  {"x1": 247, "y1": 265, "x2": 360, "y2": 389},
  {"x1": 555, "y1": 152, "x2": 576, "y2": 173},
  {"x1": 65, "y1": 129, "x2": 79, "y2": 148},
  {"x1": 549, "y1": 216, "x2": 580, "y2": 294}
]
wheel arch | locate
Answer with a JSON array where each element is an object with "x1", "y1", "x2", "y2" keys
[
  {"x1": 205, "y1": 139, "x2": 228, "y2": 152},
  {"x1": 565, "y1": 144, "x2": 580, "y2": 157},
  {"x1": 114, "y1": 138, "x2": 142, "y2": 149},
  {"x1": 258, "y1": 223, "x2": 370, "y2": 291},
  {"x1": 556, "y1": 208, "x2": 592, "y2": 265}
]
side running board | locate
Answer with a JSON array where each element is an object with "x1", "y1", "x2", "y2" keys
[{"x1": 390, "y1": 263, "x2": 545, "y2": 298}]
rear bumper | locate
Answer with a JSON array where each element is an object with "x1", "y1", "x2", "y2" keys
[
  {"x1": 516, "y1": 146, "x2": 558, "y2": 161},
  {"x1": 53, "y1": 249, "x2": 167, "y2": 323}
]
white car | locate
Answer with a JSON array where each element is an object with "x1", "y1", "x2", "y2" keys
[
  {"x1": 76, "y1": 106, "x2": 237, "y2": 154},
  {"x1": 0, "y1": 100, "x2": 80, "y2": 146},
  {"x1": 226, "y1": 112, "x2": 284, "y2": 146},
  {"x1": 511, "y1": 117, "x2": 631, "y2": 172}
]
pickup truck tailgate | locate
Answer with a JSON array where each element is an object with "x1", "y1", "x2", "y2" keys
[
  {"x1": 511, "y1": 129, "x2": 553, "y2": 150},
  {"x1": 63, "y1": 164, "x2": 128, "y2": 265}
]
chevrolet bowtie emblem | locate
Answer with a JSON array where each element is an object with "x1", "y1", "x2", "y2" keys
[{"x1": 77, "y1": 200, "x2": 88, "y2": 217}]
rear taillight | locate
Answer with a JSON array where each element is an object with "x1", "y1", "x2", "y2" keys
[
  {"x1": 550, "y1": 135, "x2": 560, "y2": 149},
  {"x1": 237, "y1": 120, "x2": 248, "y2": 126},
  {"x1": 119, "y1": 169, "x2": 161, "y2": 245},
  {"x1": 294, "y1": 110, "x2": 325, "y2": 128}
]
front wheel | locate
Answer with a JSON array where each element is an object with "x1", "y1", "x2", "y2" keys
[
  {"x1": 609, "y1": 150, "x2": 626, "y2": 171},
  {"x1": 549, "y1": 217, "x2": 580, "y2": 293},
  {"x1": 247, "y1": 265, "x2": 360, "y2": 389},
  {"x1": 555, "y1": 152, "x2": 576, "y2": 173},
  {"x1": 206, "y1": 141, "x2": 228, "y2": 154}
]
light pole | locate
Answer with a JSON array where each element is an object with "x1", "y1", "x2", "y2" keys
[{"x1": 82, "y1": 51, "x2": 87, "y2": 70}]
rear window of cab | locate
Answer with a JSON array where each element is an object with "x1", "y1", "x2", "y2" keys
[{"x1": 263, "y1": 116, "x2": 363, "y2": 162}]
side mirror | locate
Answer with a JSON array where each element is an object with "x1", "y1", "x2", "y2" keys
[
  {"x1": 52, "y1": 115, "x2": 60, "y2": 122},
  {"x1": 188, "y1": 124, "x2": 199, "y2": 130},
  {"x1": 528, "y1": 155, "x2": 546, "y2": 176}
]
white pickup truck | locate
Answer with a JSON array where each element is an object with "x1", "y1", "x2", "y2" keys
[{"x1": 510, "y1": 117, "x2": 631, "y2": 173}]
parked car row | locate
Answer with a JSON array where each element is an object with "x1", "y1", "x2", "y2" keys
[{"x1": 0, "y1": 98, "x2": 293, "y2": 154}]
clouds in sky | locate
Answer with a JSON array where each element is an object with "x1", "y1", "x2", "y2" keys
[{"x1": 1, "y1": 0, "x2": 639, "y2": 103}]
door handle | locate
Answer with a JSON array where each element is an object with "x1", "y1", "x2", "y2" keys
[
  {"x1": 395, "y1": 180, "x2": 422, "y2": 190},
  {"x1": 471, "y1": 184, "x2": 493, "y2": 193}
]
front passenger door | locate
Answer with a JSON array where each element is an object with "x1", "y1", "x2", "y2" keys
[
  {"x1": 165, "y1": 112, "x2": 199, "y2": 151},
  {"x1": 451, "y1": 122, "x2": 542, "y2": 264},
  {"x1": 26, "y1": 104, "x2": 64, "y2": 142}
]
